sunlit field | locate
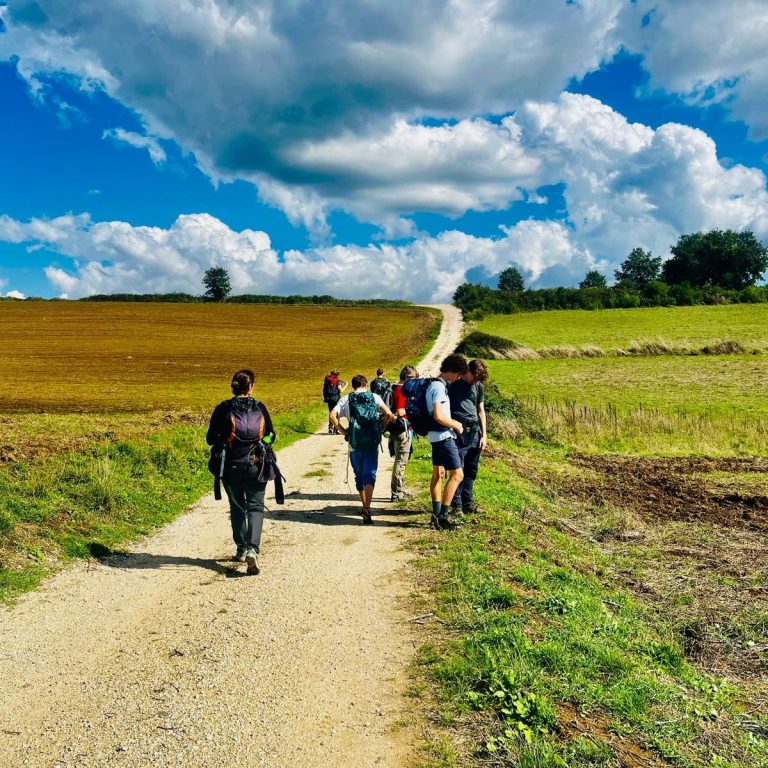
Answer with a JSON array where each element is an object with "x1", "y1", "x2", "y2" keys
[
  {"x1": 478, "y1": 303, "x2": 768, "y2": 351},
  {"x1": 0, "y1": 301, "x2": 437, "y2": 457}
]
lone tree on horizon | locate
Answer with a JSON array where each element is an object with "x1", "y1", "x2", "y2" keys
[
  {"x1": 498, "y1": 265, "x2": 525, "y2": 292},
  {"x1": 203, "y1": 266, "x2": 231, "y2": 302}
]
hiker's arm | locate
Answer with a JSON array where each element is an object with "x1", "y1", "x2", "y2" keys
[
  {"x1": 478, "y1": 401, "x2": 487, "y2": 451},
  {"x1": 379, "y1": 402, "x2": 394, "y2": 425},
  {"x1": 339, "y1": 380, "x2": 349, "y2": 392},
  {"x1": 329, "y1": 404, "x2": 345, "y2": 434},
  {"x1": 433, "y1": 400, "x2": 463, "y2": 434},
  {"x1": 205, "y1": 404, "x2": 223, "y2": 445}
]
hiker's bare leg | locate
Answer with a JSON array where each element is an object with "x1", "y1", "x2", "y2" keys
[
  {"x1": 430, "y1": 465, "x2": 445, "y2": 502},
  {"x1": 362, "y1": 483, "x2": 374, "y2": 511},
  {"x1": 442, "y1": 467, "x2": 464, "y2": 507}
]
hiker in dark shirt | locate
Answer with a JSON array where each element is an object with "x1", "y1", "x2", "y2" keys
[
  {"x1": 207, "y1": 369, "x2": 276, "y2": 575},
  {"x1": 323, "y1": 369, "x2": 348, "y2": 434},
  {"x1": 448, "y1": 358, "x2": 488, "y2": 516}
]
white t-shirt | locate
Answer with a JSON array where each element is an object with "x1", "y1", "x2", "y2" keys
[
  {"x1": 425, "y1": 378, "x2": 455, "y2": 443},
  {"x1": 332, "y1": 389, "x2": 386, "y2": 420}
]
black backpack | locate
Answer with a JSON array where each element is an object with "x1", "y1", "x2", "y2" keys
[
  {"x1": 208, "y1": 398, "x2": 285, "y2": 501},
  {"x1": 371, "y1": 376, "x2": 392, "y2": 409},
  {"x1": 323, "y1": 375, "x2": 340, "y2": 403},
  {"x1": 401, "y1": 377, "x2": 441, "y2": 437}
]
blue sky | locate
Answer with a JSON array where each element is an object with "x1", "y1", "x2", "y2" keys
[{"x1": 1, "y1": 1, "x2": 767, "y2": 300}]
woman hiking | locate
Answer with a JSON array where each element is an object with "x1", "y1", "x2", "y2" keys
[{"x1": 206, "y1": 369, "x2": 276, "y2": 575}]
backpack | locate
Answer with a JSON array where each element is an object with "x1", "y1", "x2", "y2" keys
[
  {"x1": 401, "y1": 377, "x2": 441, "y2": 437},
  {"x1": 323, "y1": 375, "x2": 340, "y2": 403},
  {"x1": 347, "y1": 392, "x2": 382, "y2": 451},
  {"x1": 370, "y1": 375, "x2": 391, "y2": 399},
  {"x1": 208, "y1": 397, "x2": 267, "y2": 499},
  {"x1": 226, "y1": 397, "x2": 266, "y2": 466}
]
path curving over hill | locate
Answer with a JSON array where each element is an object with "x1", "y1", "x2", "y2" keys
[{"x1": 0, "y1": 304, "x2": 463, "y2": 768}]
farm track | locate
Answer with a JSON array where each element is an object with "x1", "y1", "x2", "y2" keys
[{"x1": 0, "y1": 305, "x2": 463, "y2": 768}]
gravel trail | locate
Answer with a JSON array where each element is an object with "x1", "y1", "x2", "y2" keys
[{"x1": 0, "y1": 304, "x2": 462, "y2": 768}]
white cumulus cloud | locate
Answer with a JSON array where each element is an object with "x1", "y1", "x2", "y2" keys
[{"x1": 0, "y1": 211, "x2": 597, "y2": 301}]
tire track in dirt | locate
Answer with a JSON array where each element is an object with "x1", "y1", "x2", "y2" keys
[{"x1": 0, "y1": 304, "x2": 462, "y2": 768}]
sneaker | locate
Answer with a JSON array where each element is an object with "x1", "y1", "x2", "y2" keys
[
  {"x1": 362, "y1": 508, "x2": 373, "y2": 525},
  {"x1": 233, "y1": 548, "x2": 246, "y2": 563},
  {"x1": 245, "y1": 551, "x2": 260, "y2": 575}
]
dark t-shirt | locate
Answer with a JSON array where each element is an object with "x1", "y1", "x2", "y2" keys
[{"x1": 448, "y1": 380, "x2": 484, "y2": 426}]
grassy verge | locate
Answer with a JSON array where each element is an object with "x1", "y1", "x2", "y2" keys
[
  {"x1": 406, "y1": 450, "x2": 768, "y2": 767},
  {"x1": 0, "y1": 402, "x2": 325, "y2": 605}
]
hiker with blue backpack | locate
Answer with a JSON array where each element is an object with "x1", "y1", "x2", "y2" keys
[
  {"x1": 206, "y1": 369, "x2": 277, "y2": 575},
  {"x1": 401, "y1": 354, "x2": 469, "y2": 530},
  {"x1": 329, "y1": 374, "x2": 395, "y2": 525}
]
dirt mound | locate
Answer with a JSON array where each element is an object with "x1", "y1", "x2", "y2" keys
[{"x1": 567, "y1": 454, "x2": 768, "y2": 533}]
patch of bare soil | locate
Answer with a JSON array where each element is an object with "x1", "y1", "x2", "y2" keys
[
  {"x1": 558, "y1": 703, "x2": 668, "y2": 768},
  {"x1": 566, "y1": 454, "x2": 768, "y2": 533}
]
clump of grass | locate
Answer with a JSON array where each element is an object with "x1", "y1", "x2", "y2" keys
[
  {"x1": 591, "y1": 506, "x2": 646, "y2": 542},
  {"x1": 702, "y1": 340, "x2": 747, "y2": 355},
  {"x1": 456, "y1": 331, "x2": 539, "y2": 360},
  {"x1": 303, "y1": 468, "x2": 331, "y2": 478},
  {"x1": 539, "y1": 344, "x2": 606, "y2": 359}
]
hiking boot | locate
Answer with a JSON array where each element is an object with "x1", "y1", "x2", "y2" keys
[
  {"x1": 431, "y1": 513, "x2": 457, "y2": 531},
  {"x1": 245, "y1": 551, "x2": 260, "y2": 575},
  {"x1": 233, "y1": 548, "x2": 246, "y2": 562}
]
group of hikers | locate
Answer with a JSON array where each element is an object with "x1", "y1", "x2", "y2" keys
[{"x1": 207, "y1": 353, "x2": 488, "y2": 574}]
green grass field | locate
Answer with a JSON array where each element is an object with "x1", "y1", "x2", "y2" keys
[{"x1": 477, "y1": 304, "x2": 768, "y2": 350}]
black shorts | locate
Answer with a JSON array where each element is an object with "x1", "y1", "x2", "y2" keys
[{"x1": 431, "y1": 437, "x2": 462, "y2": 470}]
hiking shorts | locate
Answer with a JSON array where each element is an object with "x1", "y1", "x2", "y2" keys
[
  {"x1": 350, "y1": 449, "x2": 378, "y2": 491},
  {"x1": 431, "y1": 437, "x2": 461, "y2": 470}
]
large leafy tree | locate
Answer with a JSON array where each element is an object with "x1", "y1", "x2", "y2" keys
[
  {"x1": 614, "y1": 248, "x2": 661, "y2": 290},
  {"x1": 662, "y1": 229, "x2": 768, "y2": 289},
  {"x1": 203, "y1": 266, "x2": 231, "y2": 302},
  {"x1": 579, "y1": 270, "x2": 607, "y2": 289},
  {"x1": 498, "y1": 266, "x2": 525, "y2": 292}
]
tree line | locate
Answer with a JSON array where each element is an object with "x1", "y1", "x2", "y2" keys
[{"x1": 454, "y1": 229, "x2": 768, "y2": 318}]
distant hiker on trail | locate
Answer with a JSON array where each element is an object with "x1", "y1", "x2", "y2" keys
[
  {"x1": 426, "y1": 354, "x2": 469, "y2": 531},
  {"x1": 370, "y1": 368, "x2": 392, "y2": 407},
  {"x1": 322, "y1": 369, "x2": 348, "y2": 434},
  {"x1": 206, "y1": 369, "x2": 276, "y2": 575},
  {"x1": 329, "y1": 374, "x2": 394, "y2": 525},
  {"x1": 389, "y1": 365, "x2": 418, "y2": 502},
  {"x1": 449, "y1": 358, "x2": 489, "y2": 517}
]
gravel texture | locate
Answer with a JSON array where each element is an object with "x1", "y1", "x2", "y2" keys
[{"x1": 0, "y1": 305, "x2": 462, "y2": 768}]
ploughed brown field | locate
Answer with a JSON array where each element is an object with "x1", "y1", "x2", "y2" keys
[{"x1": 0, "y1": 301, "x2": 437, "y2": 458}]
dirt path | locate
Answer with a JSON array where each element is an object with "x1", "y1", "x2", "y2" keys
[{"x1": 0, "y1": 304, "x2": 463, "y2": 768}]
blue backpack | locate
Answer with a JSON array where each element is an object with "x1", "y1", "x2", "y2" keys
[
  {"x1": 401, "y1": 377, "x2": 441, "y2": 437},
  {"x1": 348, "y1": 392, "x2": 382, "y2": 451}
]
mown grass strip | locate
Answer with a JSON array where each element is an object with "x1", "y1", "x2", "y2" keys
[
  {"x1": 0, "y1": 402, "x2": 325, "y2": 604},
  {"x1": 407, "y1": 452, "x2": 768, "y2": 767}
]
